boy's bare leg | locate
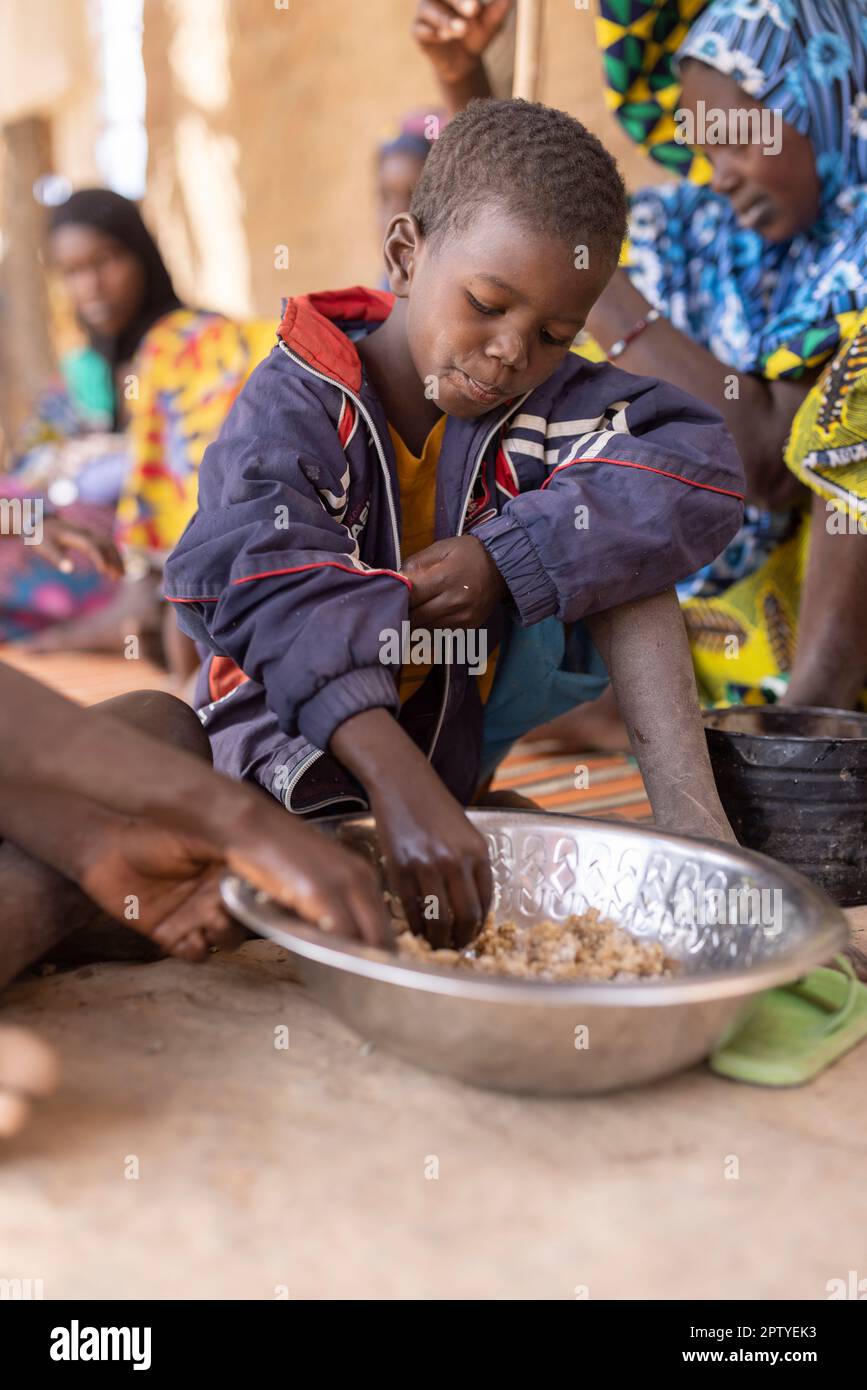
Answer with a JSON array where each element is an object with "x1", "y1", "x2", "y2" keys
[{"x1": 587, "y1": 588, "x2": 736, "y2": 843}]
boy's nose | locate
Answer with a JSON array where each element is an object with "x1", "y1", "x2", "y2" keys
[{"x1": 486, "y1": 330, "x2": 528, "y2": 372}]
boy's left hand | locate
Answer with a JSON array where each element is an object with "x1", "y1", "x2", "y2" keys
[{"x1": 402, "y1": 535, "x2": 506, "y2": 628}]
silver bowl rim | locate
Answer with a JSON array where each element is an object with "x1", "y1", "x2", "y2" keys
[{"x1": 222, "y1": 811, "x2": 848, "y2": 1008}]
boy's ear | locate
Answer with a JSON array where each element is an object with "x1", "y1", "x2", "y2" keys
[{"x1": 382, "y1": 213, "x2": 422, "y2": 299}]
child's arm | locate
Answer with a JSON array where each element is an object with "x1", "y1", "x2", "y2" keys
[
  {"x1": 164, "y1": 358, "x2": 409, "y2": 755},
  {"x1": 0, "y1": 662, "x2": 391, "y2": 946},
  {"x1": 330, "y1": 707, "x2": 493, "y2": 946},
  {"x1": 585, "y1": 589, "x2": 736, "y2": 843}
]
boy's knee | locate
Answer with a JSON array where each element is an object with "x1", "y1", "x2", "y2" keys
[{"x1": 94, "y1": 690, "x2": 212, "y2": 763}]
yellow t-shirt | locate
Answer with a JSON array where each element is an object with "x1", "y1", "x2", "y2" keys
[{"x1": 388, "y1": 416, "x2": 497, "y2": 706}]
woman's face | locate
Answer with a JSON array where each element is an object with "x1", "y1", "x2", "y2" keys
[
  {"x1": 678, "y1": 62, "x2": 821, "y2": 242},
  {"x1": 50, "y1": 223, "x2": 146, "y2": 338}
]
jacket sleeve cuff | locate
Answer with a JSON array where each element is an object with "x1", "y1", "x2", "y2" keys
[
  {"x1": 296, "y1": 665, "x2": 400, "y2": 751},
  {"x1": 473, "y1": 513, "x2": 559, "y2": 626}
]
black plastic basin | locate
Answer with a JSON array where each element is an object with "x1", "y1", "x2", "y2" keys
[{"x1": 704, "y1": 705, "x2": 867, "y2": 907}]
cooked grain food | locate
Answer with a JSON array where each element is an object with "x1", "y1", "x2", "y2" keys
[{"x1": 394, "y1": 907, "x2": 674, "y2": 982}]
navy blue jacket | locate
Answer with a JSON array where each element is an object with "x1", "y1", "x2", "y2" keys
[{"x1": 165, "y1": 287, "x2": 745, "y2": 812}]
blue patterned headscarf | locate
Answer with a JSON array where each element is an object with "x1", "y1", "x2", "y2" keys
[{"x1": 626, "y1": 0, "x2": 867, "y2": 377}]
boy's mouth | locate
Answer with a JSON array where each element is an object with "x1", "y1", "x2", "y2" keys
[{"x1": 451, "y1": 368, "x2": 506, "y2": 406}]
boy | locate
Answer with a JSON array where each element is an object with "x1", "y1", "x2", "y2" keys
[{"x1": 165, "y1": 100, "x2": 745, "y2": 946}]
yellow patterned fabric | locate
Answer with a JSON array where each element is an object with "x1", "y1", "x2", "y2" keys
[
  {"x1": 785, "y1": 309, "x2": 867, "y2": 524},
  {"x1": 116, "y1": 309, "x2": 275, "y2": 559},
  {"x1": 684, "y1": 313, "x2": 867, "y2": 706},
  {"x1": 596, "y1": 0, "x2": 712, "y2": 183},
  {"x1": 683, "y1": 517, "x2": 809, "y2": 706}
]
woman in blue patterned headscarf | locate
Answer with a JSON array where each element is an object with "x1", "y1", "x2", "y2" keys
[
  {"x1": 606, "y1": 0, "x2": 867, "y2": 380},
  {"x1": 411, "y1": 0, "x2": 867, "y2": 713},
  {"x1": 590, "y1": 0, "x2": 867, "y2": 711}
]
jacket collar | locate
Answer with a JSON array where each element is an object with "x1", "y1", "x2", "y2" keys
[{"x1": 277, "y1": 286, "x2": 394, "y2": 394}]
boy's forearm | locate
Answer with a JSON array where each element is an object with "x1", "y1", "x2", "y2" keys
[
  {"x1": 586, "y1": 590, "x2": 737, "y2": 843},
  {"x1": 329, "y1": 706, "x2": 432, "y2": 804}
]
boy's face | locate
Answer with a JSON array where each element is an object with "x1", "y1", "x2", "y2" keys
[{"x1": 389, "y1": 206, "x2": 614, "y2": 418}]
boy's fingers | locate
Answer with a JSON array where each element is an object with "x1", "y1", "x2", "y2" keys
[
  {"x1": 474, "y1": 853, "x2": 494, "y2": 919},
  {"x1": 414, "y1": 867, "x2": 454, "y2": 948},
  {"x1": 445, "y1": 861, "x2": 485, "y2": 948},
  {"x1": 406, "y1": 594, "x2": 455, "y2": 626}
]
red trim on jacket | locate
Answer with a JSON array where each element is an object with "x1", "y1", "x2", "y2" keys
[
  {"x1": 277, "y1": 287, "x2": 394, "y2": 394},
  {"x1": 337, "y1": 397, "x2": 357, "y2": 448},
  {"x1": 541, "y1": 455, "x2": 746, "y2": 500},
  {"x1": 208, "y1": 655, "x2": 250, "y2": 703},
  {"x1": 230, "y1": 560, "x2": 412, "y2": 589}
]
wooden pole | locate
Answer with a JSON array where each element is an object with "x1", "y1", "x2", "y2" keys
[
  {"x1": 512, "y1": 0, "x2": 544, "y2": 101},
  {"x1": 0, "y1": 117, "x2": 55, "y2": 460}
]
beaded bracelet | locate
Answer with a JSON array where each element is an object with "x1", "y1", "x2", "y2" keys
[{"x1": 607, "y1": 308, "x2": 662, "y2": 361}]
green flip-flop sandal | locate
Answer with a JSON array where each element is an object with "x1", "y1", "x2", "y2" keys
[{"x1": 710, "y1": 956, "x2": 867, "y2": 1087}]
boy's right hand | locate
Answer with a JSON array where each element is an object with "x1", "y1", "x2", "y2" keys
[
  {"x1": 330, "y1": 707, "x2": 493, "y2": 947},
  {"x1": 370, "y1": 768, "x2": 493, "y2": 948},
  {"x1": 412, "y1": 0, "x2": 513, "y2": 85}
]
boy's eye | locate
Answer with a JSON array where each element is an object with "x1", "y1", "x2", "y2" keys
[
  {"x1": 466, "y1": 291, "x2": 501, "y2": 316},
  {"x1": 467, "y1": 291, "x2": 573, "y2": 347},
  {"x1": 541, "y1": 329, "x2": 574, "y2": 348}
]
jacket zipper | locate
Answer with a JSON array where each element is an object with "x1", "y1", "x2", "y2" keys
[
  {"x1": 426, "y1": 392, "x2": 530, "y2": 765},
  {"x1": 278, "y1": 341, "x2": 401, "y2": 566},
  {"x1": 277, "y1": 341, "x2": 403, "y2": 808}
]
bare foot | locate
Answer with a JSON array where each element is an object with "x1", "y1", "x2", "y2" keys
[{"x1": 0, "y1": 1026, "x2": 59, "y2": 1138}]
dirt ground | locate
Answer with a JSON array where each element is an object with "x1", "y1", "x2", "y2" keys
[{"x1": 1, "y1": 910, "x2": 865, "y2": 1302}]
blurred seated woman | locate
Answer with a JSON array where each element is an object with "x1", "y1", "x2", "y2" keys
[{"x1": 1, "y1": 189, "x2": 273, "y2": 675}]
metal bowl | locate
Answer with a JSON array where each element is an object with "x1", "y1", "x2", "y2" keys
[{"x1": 221, "y1": 811, "x2": 847, "y2": 1095}]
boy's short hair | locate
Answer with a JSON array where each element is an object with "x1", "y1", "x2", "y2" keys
[{"x1": 410, "y1": 98, "x2": 629, "y2": 269}]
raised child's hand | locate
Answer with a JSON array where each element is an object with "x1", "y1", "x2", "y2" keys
[
  {"x1": 402, "y1": 534, "x2": 506, "y2": 628},
  {"x1": 411, "y1": 0, "x2": 513, "y2": 85}
]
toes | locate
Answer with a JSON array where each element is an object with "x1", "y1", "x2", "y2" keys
[
  {"x1": 0, "y1": 1027, "x2": 57, "y2": 1139},
  {"x1": 0, "y1": 1026, "x2": 59, "y2": 1098},
  {"x1": 0, "y1": 1091, "x2": 32, "y2": 1140}
]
